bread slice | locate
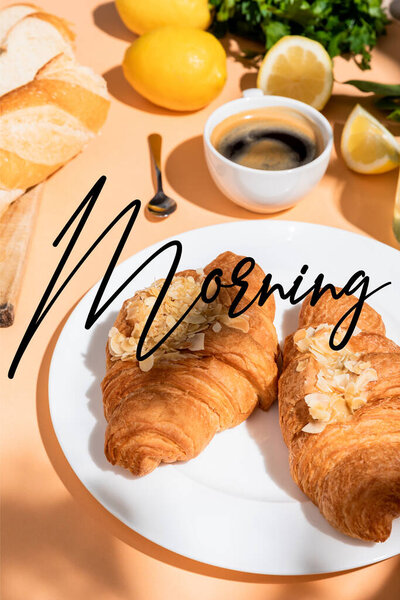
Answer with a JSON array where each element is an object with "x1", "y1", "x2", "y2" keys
[
  {"x1": 0, "y1": 3, "x2": 38, "y2": 42},
  {"x1": 0, "y1": 9, "x2": 75, "y2": 96}
]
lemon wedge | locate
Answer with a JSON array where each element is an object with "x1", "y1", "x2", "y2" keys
[
  {"x1": 257, "y1": 36, "x2": 333, "y2": 110},
  {"x1": 341, "y1": 105, "x2": 400, "y2": 174}
]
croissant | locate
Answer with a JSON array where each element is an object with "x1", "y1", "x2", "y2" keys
[
  {"x1": 279, "y1": 290, "x2": 400, "y2": 542},
  {"x1": 102, "y1": 251, "x2": 279, "y2": 476}
]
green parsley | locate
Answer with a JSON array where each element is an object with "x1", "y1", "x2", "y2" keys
[{"x1": 209, "y1": 0, "x2": 389, "y2": 69}]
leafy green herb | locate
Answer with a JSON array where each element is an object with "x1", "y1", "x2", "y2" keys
[
  {"x1": 208, "y1": 0, "x2": 389, "y2": 69},
  {"x1": 344, "y1": 80, "x2": 400, "y2": 121},
  {"x1": 344, "y1": 80, "x2": 400, "y2": 96},
  {"x1": 388, "y1": 109, "x2": 400, "y2": 122}
]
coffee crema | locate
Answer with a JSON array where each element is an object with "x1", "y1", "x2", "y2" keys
[{"x1": 211, "y1": 107, "x2": 323, "y2": 171}]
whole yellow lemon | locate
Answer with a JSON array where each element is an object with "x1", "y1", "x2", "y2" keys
[
  {"x1": 122, "y1": 27, "x2": 227, "y2": 111},
  {"x1": 115, "y1": 0, "x2": 211, "y2": 34}
]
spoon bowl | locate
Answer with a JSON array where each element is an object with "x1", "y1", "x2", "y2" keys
[{"x1": 147, "y1": 133, "x2": 177, "y2": 218}]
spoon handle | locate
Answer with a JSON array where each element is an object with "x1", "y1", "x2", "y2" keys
[{"x1": 149, "y1": 133, "x2": 163, "y2": 192}]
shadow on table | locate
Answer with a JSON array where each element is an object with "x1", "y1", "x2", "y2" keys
[
  {"x1": 331, "y1": 156, "x2": 398, "y2": 249},
  {"x1": 102, "y1": 65, "x2": 200, "y2": 117},
  {"x1": 2, "y1": 493, "x2": 129, "y2": 599},
  {"x1": 321, "y1": 94, "x2": 400, "y2": 249},
  {"x1": 390, "y1": 0, "x2": 400, "y2": 20},
  {"x1": 92, "y1": 1, "x2": 135, "y2": 43},
  {"x1": 165, "y1": 135, "x2": 291, "y2": 219},
  {"x1": 367, "y1": 559, "x2": 400, "y2": 600},
  {"x1": 102, "y1": 65, "x2": 180, "y2": 115},
  {"x1": 240, "y1": 71, "x2": 258, "y2": 91}
]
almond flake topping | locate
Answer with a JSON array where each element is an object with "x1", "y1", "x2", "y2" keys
[
  {"x1": 108, "y1": 272, "x2": 249, "y2": 369},
  {"x1": 295, "y1": 324, "x2": 377, "y2": 434}
]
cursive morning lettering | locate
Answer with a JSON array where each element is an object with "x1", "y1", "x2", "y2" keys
[
  {"x1": 136, "y1": 259, "x2": 390, "y2": 360},
  {"x1": 8, "y1": 177, "x2": 391, "y2": 378},
  {"x1": 223, "y1": 257, "x2": 391, "y2": 350}
]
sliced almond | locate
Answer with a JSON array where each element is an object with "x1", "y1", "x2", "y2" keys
[
  {"x1": 184, "y1": 313, "x2": 207, "y2": 324},
  {"x1": 166, "y1": 315, "x2": 176, "y2": 328},
  {"x1": 294, "y1": 328, "x2": 307, "y2": 343},
  {"x1": 144, "y1": 296, "x2": 156, "y2": 307},
  {"x1": 188, "y1": 332, "x2": 205, "y2": 351},
  {"x1": 220, "y1": 314, "x2": 249, "y2": 333},
  {"x1": 139, "y1": 355, "x2": 154, "y2": 372},
  {"x1": 302, "y1": 422, "x2": 327, "y2": 434},
  {"x1": 296, "y1": 359, "x2": 308, "y2": 372}
]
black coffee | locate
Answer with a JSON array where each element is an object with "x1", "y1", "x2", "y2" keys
[{"x1": 211, "y1": 107, "x2": 322, "y2": 171}]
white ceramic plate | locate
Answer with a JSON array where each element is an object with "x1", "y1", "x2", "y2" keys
[{"x1": 48, "y1": 221, "x2": 400, "y2": 575}]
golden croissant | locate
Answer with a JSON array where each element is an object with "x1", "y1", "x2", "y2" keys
[
  {"x1": 102, "y1": 251, "x2": 279, "y2": 476},
  {"x1": 279, "y1": 290, "x2": 400, "y2": 542}
]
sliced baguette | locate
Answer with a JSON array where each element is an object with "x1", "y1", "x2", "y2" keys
[
  {"x1": 0, "y1": 53, "x2": 110, "y2": 191},
  {"x1": 0, "y1": 10, "x2": 75, "y2": 96},
  {"x1": 0, "y1": 3, "x2": 38, "y2": 42}
]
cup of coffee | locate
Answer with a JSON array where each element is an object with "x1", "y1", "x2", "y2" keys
[{"x1": 204, "y1": 89, "x2": 333, "y2": 213}]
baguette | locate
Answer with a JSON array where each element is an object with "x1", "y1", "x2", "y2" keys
[{"x1": 0, "y1": 53, "x2": 110, "y2": 194}]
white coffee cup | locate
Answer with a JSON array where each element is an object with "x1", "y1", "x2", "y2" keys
[{"x1": 204, "y1": 89, "x2": 333, "y2": 213}]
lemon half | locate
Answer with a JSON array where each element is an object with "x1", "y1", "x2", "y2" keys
[
  {"x1": 341, "y1": 105, "x2": 400, "y2": 174},
  {"x1": 257, "y1": 36, "x2": 333, "y2": 110}
]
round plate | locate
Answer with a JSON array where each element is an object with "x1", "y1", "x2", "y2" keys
[{"x1": 48, "y1": 220, "x2": 400, "y2": 575}]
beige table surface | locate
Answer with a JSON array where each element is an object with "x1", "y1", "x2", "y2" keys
[{"x1": 1, "y1": 1, "x2": 400, "y2": 598}]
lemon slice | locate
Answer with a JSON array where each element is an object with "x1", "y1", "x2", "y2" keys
[
  {"x1": 257, "y1": 36, "x2": 333, "y2": 110},
  {"x1": 341, "y1": 105, "x2": 400, "y2": 174}
]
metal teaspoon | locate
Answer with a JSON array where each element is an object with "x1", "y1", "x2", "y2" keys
[{"x1": 146, "y1": 133, "x2": 177, "y2": 218}]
